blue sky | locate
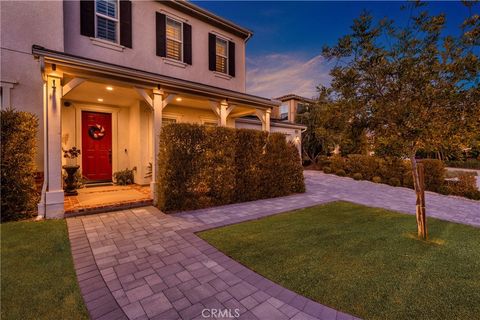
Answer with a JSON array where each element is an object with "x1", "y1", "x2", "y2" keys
[{"x1": 194, "y1": 1, "x2": 475, "y2": 98}]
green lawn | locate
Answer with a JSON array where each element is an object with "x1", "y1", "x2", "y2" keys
[
  {"x1": 198, "y1": 201, "x2": 480, "y2": 320},
  {"x1": 1, "y1": 220, "x2": 88, "y2": 320}
]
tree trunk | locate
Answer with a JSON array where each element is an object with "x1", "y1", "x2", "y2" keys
[{"x1": 410, "y1": 156, "x2": 427, "y2": 240}]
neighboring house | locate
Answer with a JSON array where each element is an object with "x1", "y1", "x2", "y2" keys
[
  {"x1": 0, "y1": 0, "x2": 304, "y2": 218},
  {"x1": 273, "y1": 94, "x2": 315, "y2": 123}
]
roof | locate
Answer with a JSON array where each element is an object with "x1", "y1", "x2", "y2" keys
[
  {"x1": 163, "y1": 1, "x2": 253, "y2": 40},
  {"x1": 239, "y1": 115, "x2": 307, "y2": 130},
  {"x1": 32, "y1": 45, "x2": 279, "y2": 109},
  {"x1": 274, "y1": 94, "x2": 315, "y2": 104}
]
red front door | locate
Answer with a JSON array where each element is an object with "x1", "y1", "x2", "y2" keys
[{"x1": 82, "y1": 111, "x2": 112, "y2": 182}]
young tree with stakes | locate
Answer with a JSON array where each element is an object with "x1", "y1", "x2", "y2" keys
[{"x1": 322, "y1": 3, "x2": 480, "y2": 239}]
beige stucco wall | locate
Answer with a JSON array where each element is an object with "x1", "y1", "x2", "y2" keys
[
  {"x1": 63, "y1": 1, "x2": 246, "y2": 92},
  {"x1": 1, "y1": 0, "x2": 65, "y2": 170}
]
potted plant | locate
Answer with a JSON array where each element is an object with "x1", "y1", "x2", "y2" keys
[{"x1": 62, "y1": 147, "x2": 81, "y2": 196}]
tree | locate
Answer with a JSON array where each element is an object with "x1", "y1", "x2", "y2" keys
[{"x1": 322, "y1": 3, "x2": 480, "y2": 239}]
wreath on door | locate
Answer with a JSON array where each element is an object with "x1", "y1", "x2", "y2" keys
[{"x1": 88, "y1": 124, "x2": 105, "y2": 140}]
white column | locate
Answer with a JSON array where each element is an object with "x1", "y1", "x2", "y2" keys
[
  {"x1": 45, "y1": 74, "x2": 64, "y2": 218},
  {"x1": 219, "y1": 100, "x2": 228, "y2": 127},
  {"x1": 150, "y1": 89, "x2": 163, "y2": 204},
  {"x1": 265, "y1": 109, "x2": 271, "y2": 132},
  {"x1": 255, "y1": 109, "x2": 271, "y2": 132}
]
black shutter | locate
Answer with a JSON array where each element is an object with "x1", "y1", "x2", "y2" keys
[
  {"x1": 208, "y1": 33, "x2": 216, "y2": 71},
  {"x1": 80, "y1": 0, "x2": 95, "y2": 37},
  {"x1": 228, "y1": 41, "x2": 235, "y2": 77},
  {"x1": 156, "y1": 12, "x2": 166, "y2": 57},
  {"x1": 119, "y1": 0, "x2": 132, "y2": 48},
  {"x1": 183, "y1": 23, "x2": 192, "y2": 65}
]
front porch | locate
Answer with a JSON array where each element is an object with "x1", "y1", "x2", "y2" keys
[
  {"x1": 64, "y1": 184, "x2": 152, "y2": 216},
  {"x1": 35, "y1": 46, "x2": 279, "y2": 218}
]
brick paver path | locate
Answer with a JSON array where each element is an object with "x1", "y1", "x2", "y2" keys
[{"x1": 67, "y1": 171, "x2": 479, "y2": 320}]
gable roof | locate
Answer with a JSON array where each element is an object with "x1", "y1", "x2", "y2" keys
[
  {"x1": 162, "y1": 0, "x2": 253, "y2": 40},
  {"x1": 274, "y1": 94, "x2": 315, "y2": 104}
]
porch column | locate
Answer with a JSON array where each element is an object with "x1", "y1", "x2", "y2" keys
[
  {"x1": 210, "y1": 99, "x2": 235, "y2": 127},
  {"x1": 255, "y1": 109, "x2": 271, "y2": 132},
  {"x1": 150, "y1": 89, "x2": 163, "y2": 204},
  {"x1": 45, "y1": 74, "x2": 64, "y2": 218}
]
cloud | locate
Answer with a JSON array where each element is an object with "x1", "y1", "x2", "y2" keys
[{"x1": 246, "y1": 53, "x2": 332, "y2": 99}]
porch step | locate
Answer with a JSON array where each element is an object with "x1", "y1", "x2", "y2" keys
[
  {"x1": 85, "y1": 182, "x2": 114, "y2": 188},
  {"x1": 65, "y1": 199, "x2": 153, "y2": 217}
]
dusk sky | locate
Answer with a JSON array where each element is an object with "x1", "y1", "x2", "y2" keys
[{"x1": 194, "y1": 1, "x2": 475, "y2": 99}]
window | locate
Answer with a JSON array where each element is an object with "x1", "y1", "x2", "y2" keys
[
  {"x1": 166, "y1": 17, "x2": 183, "y2": 61},
  {"x1": 279, "y1": 103, "x2": 289, "y2": 120},
  {"x1": 215, "y1": 38, "x2": 228, "y2": 73},
  {"x1": 95, "y1": 0, "x2": 118, "y2": 42}
]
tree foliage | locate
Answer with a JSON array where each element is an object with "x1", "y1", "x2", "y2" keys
[{"x1": 322, "y1": 2, "x2": 480, "y2": 238}]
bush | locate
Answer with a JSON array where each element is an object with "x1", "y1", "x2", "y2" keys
[
  {"x1": 441, "y1": 175, "x2": 480, "y2": 200},
  {"x1": 421, "y1": 159, "x2": 445, "y2": 192},
  {"x1": 323, "y1": 166, "x2": 332, "y2": 174},
  {"x1": 1, "y1": 108, "x2": 39, "y2": 221},
  {"x1": 156, "y1": 124, "x2": 305, "y2": 211},
  {"x1": 346, "y1": 154, "x2": 380, "y2": 180},
  {"x1": 353, "y1": 173, "x2": 363, "y2": 180},
  {"x1": 113, "y1": 167, "x2": 137, "y2": 185},
  {"x1": 330, "y1": 156, "x2": 346, "y2": 172},
  {"x1": 445, "y1": 159, "x2": 480, "y2": 170},
  {"x1": 372, "y1": 176, "x2": 382, "y2": 183},
  {"x1": 335, "y1": 169, "x2": 347, "y2": 177},
  {"x1": 388, "y1": 177, "x2": 401, "y2": 187}
]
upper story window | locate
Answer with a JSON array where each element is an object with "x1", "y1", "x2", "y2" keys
[
  {"x1": 215, "y1": 38, "x2": 228, "y2": 74},
  {"x1": 95, "y1": 0, "x2": 119, "y2": 43},
  {"x1": 280, "y1": 103, "x2": 289, "y2": 120},
  {"x1": 166, "y1": 17, "x2": 183, "y2": 61}
]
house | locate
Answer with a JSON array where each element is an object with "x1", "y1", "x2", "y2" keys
[
  {"x1": 0, "y1": 0, "x2": 305, "y2": 218},
  {"x1": 272, "y1": 94, "x2": 314, "y2": 123}
]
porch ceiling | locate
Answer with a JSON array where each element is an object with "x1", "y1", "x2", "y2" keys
[{"x1": 63, "y1": 80, "x2": 140, "y2": 107}]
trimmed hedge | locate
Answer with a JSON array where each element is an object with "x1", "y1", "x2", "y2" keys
[
  {"x1": 157, "y1": 123, "x2": 305, "y2": 211},
  {"x1": 320, "y1": 155, "x2": 478, "y2": 200},
  {"x1": 1, "y1": 108, "x2": 39, "y2": 221},
  {"x1": 445, "y1": 160, "x2": 480, "y2": 170}
]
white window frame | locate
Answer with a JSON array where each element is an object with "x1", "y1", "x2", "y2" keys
[
  {"x1": 215, "y1": 37, "x2": 229, "y2": 74},
  {"x1": 95, "y1": 0, "x2": 119, "y2": 43},
  {"x1": 166, "y1": 16, "x2": 183, "y2": 62}
]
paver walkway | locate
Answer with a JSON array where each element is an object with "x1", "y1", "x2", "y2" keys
[{"x1": 67, "y1": 171, "x2": 479, "y2": 320}]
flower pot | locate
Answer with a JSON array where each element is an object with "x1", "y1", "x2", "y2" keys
[{"x1": 63, "y1": 165, "x2": 80, "y2": 196}]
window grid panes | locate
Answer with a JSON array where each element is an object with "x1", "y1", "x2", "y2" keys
[
  {"x1": 166, "y1": 17, "x2": 183, "y2": 61},
  {"x1": 215, "y1": 38, "x2": 228, "y2": 74},
  {"x1": 95, "y1": 0, "x2": 118, "y2": 42}
]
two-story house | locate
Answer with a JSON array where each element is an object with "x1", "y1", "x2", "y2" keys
[{"x1": 0, "y1": 0, "x2": 305, "y2": 218}]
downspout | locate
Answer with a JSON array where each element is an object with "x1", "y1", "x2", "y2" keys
[{"x1": 36, "y1": 56, "x2": 48, "y2": 219}]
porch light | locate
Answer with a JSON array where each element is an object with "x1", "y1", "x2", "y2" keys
[
  {"x1": 97, "y1": 98, "x2": 104, "y2": 102},
  {"x1": 106, "y1": 86, "x2": 113, "y2": 91},
  {"x1": 176, "y1": 97, "x2": 182, "y2": 102}
]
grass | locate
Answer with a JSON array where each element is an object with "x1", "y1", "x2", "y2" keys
[
  {"x1": 1, "y1": 220, "x2": 89, "y2": 320},
  {"x1": 198, "y1": 201, "x2": 480, "y2": 320}
]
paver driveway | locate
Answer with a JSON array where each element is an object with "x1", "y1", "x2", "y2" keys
[{"x1": 67, "y1": 171, "x2": 479, "y2": 320}]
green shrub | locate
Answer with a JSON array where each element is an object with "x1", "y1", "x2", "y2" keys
[
  {"x1": 330, "y1": 156, "x2": 346, "y2": 172},
  {"x1": 421, "y1": 159, "x2": 445, "y2": 192},
  {"x1": 336, "y1": 169, "x2": 347, "y2": 177},
  {"x1": 445, "y1": 159, "x2": 480, "y2": 170},
  {"x1": 346, "y1": 154, "x2": 380, "y2": 180},
  {"x1": 1, "y1": 108, "x2": 39, "y2": 221},
  {"x1": 440, "y1": 175, "x2": 480, "y2": 200},
  {"x1": 353, "y1": 173, "x2": 363, "y2": 180},
  {"x1": 156, "y1": 124, "x2": 305, "y2": 211},
  {"x1": 388, "y1": 177, "x2": 401, "y2": 187},
  {"x1": 372, "y1": 176, "x2": 382, "y2": 183},
  {"x1": 113, "y1": 167, "x2": 137, "y2": 185},
  {"x1": 323, "y1": 166, "x2": 332, "y2": 174}
]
